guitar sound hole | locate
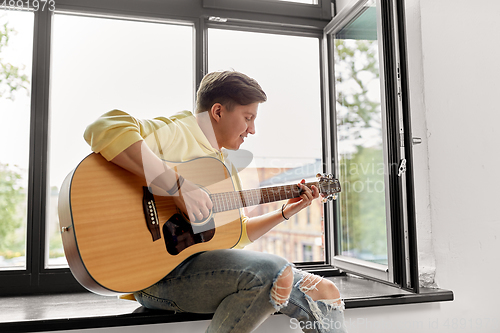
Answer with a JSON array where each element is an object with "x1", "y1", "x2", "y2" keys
[{"x1": 163, "y1": 213, "x2": 216, "y2": 255}]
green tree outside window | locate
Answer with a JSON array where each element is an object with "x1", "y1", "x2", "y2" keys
[{"x1": 0, "y1": 17, "x2": 30, "y2": 265}]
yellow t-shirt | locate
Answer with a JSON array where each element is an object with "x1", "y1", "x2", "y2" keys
[{"x1": 84, "y1": 109, "x2": 252, "y2": 249}]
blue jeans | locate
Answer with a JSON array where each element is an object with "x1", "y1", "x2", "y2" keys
[{"x1": 134, "y1": 249, "x2": 348, "y2": 333}]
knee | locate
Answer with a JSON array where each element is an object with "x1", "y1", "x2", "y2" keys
[
  {"x1": 316, "y1": 278, "x2": 341, "y2": 301},
  {"x1": 270, "y1": 265, "x2": 294, "y2": 308},
  {"x1": 299, "y1": 272, "x2": 341, "y2": 303}
]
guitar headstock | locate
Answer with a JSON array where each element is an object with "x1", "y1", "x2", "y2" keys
[{"x1": 316, "y1": 173, "x2": 341, "y2": 202}]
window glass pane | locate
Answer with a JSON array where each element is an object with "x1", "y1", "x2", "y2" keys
[
  {"x1": 208, "y1": 29, "x2": 323, "y2": 263},
  {"x1": 333, "y1": 4, "x2": 389, "y2": 264},
  {"x1": 0, "y1": 11, "x2": 34, "y2": 270},
  {"x1": 47, "y1": 14, "x2": 194, "y2": 267}
]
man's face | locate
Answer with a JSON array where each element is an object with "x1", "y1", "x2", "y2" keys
[{"x1": 215, "y1": 102, "x2": 258, "y2": 150}]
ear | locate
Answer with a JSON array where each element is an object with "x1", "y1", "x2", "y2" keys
[{"x1": 210, "y1": 103, "x2": 223, "y2": 123}]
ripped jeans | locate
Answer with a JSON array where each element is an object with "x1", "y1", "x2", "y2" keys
[{"x1": 133, "y1": 249, "x2": 348, "y2": 333}]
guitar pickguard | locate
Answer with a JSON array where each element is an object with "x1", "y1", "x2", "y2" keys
[{"x1": 163, "y1": 213, "x2": 216, "y2": 256}]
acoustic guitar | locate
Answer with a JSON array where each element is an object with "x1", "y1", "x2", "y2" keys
[{"x1": 58, "y1": 153, "x2": 341, "y2": 295}]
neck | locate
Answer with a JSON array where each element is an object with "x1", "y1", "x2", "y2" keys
[
  {"x1": 196, "y1": 111, "x2": 221, "y2": 151},
  {"x1": 210, "y1": 181, "x2": 319, "y2": 213}
]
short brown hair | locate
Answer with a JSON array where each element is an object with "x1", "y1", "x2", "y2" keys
[{"x1": 195, "y1": 71, "x2": 267, "y2": 114}]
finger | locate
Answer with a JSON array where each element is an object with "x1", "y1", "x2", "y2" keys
[
  {"x1": 303, "y1": 191, "x2": 313, "y2": 202},
  {"x1": 185, "y1": 202, "x2": 197, "y2": 221},
  {"x1": 188, "y1": 211, "x2": 196, "y2": 223},
  {"x1": 299, "y1": 191, "x2": 312, "y2": 205},
  {"x1": 297, "y1": 190, "x2": 309, "y2": 204},
  {"x1": 199, "y1": 206, "x2": 210, "y2": 219},
  {"x1": 205, "y1": 194, "x2": 214, "y2": 210},
  {"x1": 311, "y1": 185, "x2": 320, "y2": 199},
  {"x1": 299, "y1": 183, "x2": 313, "y2": 198},
  {"x1": 298, "y1": 182, "x2": 309, "y2": 193}
]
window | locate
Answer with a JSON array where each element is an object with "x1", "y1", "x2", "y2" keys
[
  {"x1": 203, "y1": 0, "x2": 331, "y2": 20},
  {"x1": 326, "y1": 0, "x2": 418, "y2": 290},
  {"x1": 0, "y1": 0, "x2": 418, "y2": 295},
  {"x1": 334, "y1": 2, "x2": 389, "y2": 267},
  {"x1": 47, "y1": 13, "x2": 194, "y2": 268},
  {"x1": 0, "y1": 10, "x2": 34, "y2": 270},
  {"x1": 303, "y1": 244, "x2": 314, "y2": 261},
  {"x1": 208, "y1": 28, "x2": 324, "y2": 264}
]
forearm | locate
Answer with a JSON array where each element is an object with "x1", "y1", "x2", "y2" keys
[
  {"x1": 110, "y1": 140, "x2": 178, "y2": 191},
  {"x1": 111, "y1": 140, "x2": 212, "y2": 222},
  {"x1": 246, "y1": 204, "x2": 296, "y2": 242}
]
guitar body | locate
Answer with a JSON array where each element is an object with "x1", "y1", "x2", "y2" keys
[{"x1": 58, "y1": 153, "x2": 242, "y2": 295}]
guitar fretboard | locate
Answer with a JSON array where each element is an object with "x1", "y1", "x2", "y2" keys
[{"x1": 210, "y1": 182, "x2": 319, "y2": 213}]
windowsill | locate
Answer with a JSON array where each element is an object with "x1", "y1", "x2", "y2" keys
[{"x1": 0, "y1": 276, "x2": 453, "y2": 333}]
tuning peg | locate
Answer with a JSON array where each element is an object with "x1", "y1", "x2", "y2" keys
[
  {"x1": 325, "y1": 194, "x2": 337, "y2": 201},
  {"x1": 321, "y1": 193, "x2": 339, "y2": 203}
]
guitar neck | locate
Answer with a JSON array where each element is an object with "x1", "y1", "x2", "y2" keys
[{"x1": 210, "y1": 182, "x2": 318, "y2": 213}]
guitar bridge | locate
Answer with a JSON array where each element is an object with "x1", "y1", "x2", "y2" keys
[{"x1": 142, "y1": 187, "x2": 161, "y2": 241}]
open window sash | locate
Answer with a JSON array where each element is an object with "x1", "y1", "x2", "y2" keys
[{"x1": 323, "y1": 0, "x2": 418, "y2": 292}]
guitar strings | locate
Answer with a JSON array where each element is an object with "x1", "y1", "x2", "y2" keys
[{"x1": 210, "y1": 182, "x2": 320, "y2": 213}]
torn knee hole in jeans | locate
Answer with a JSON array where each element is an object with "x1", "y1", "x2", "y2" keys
[
  {"x1": 296, "y1": 271, "x2": 322, "y2": 293},
  {"x1": 294, "y1": 272, "x2": 347, "y2": 332},
  {"x1": 296, "y1": 271, "x2": 344, "y2": 311},
  {"x1": 269, "y1": 264, "x2": 294, "y2": 311}
]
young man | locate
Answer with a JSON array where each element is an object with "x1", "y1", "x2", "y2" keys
[{"x1": 84, "y1": 71, "x2": 348, "y2": 332}]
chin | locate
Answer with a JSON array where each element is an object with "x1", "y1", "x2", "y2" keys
[{"x1": 229, "y1": 143, "x2": 242, "y2": 151}]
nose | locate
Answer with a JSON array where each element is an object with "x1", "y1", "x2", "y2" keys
[{"x1": 247, "y1": 121, "x2": 256, "y2": 135}]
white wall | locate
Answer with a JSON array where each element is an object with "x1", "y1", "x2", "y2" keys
[
  {"x1": 342, "y1": 0, "x2": 500, "y2": 332},
  {"x1": 53, "y1": 0, "x2": 500, "y2": 332},
  {"x1": 411, "y1": 0, "x2": 500, "y2": 331},
  {"x1": 345, "y1": 0, "x2": 500, "y2": 331}
]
